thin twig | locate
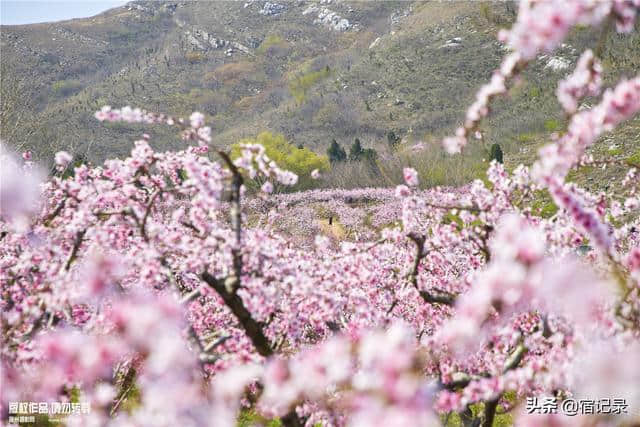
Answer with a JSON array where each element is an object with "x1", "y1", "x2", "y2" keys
[
  {"x1": 180, "y1": 288, "x2": 201, "y2": 305},
  {"x1": 203, "y1": 335, "x2": 231, "y2": 353},
  {"x1": 140, "y1": 189, "x2": 163, "y2": 242}
]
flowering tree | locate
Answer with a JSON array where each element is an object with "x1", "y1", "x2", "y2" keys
[{"x1": 2, "y1": 1, "x2": 640, "y2": 426}]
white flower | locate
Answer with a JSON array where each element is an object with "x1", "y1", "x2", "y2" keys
[
  {"x1": 189, "y1": 112, "x2": 205, "y2": 129},
  {"x1": 442, "y1": 135, "x2": 466, "y2": 154},
  {"x1": 261, "y1": 181, "x2": 274, "y2": 193},
  {"x1": 403, "y1": 167, "x2": 419, "y2": 187},
  {"x1": 55, "y1": 151, "x2": 73, "y2": 168},
  {"x1": 395, "y1": 185, "x2": 410, "y2": 198}
]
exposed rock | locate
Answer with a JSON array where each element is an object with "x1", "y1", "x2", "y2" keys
[
  {"x1": 164, "y1": 3, "x2": 180, "y2": 13},
  {"x1": 125, "y1": 4, "x2": 148, "y2": 12},
  {"x1": 302, "y1": 6, "x2": 319, "y2": 16},
  {"x1": 184, "y1": 29, "x2": 251, "y2": 55},
  {"x1": 231, "y1": 41, "x2": 251, "y2": 54},
  {"x1": 125, "y1": 2, "x2": 184, "y2": 16},
  {"x1": 560, "y1": 43, "x2": 577, "y2": 54},
  {"x1": 390, "y1": 6, "x2": 413, "y2": 25},
  {"x1": 303, "y1": 5, "x2": 352, "y2": 31},
  {"x1": 545, "y1": 56, "x2": 570, "y2": 71},
  {"x1": 186, "y1": 32, "x2": 205, "y2": 50},
  {"x1": 332, "y1": 18, "x2": 351, "y2": 31},
  {"x1": 246, "y1": 37, "x2": 261, "y2": 49},
  {"x1": 259, "y1": 2, "x2": 286, "y2": 16},
  {"x1": 369, "y1": 37, "x2": 381, "y2": 49},
  {"x1": 199, "y1": 30, "x2": 228, "y2": 49},
  {"x1": 440, "y1": 37, "x2": 463, "y2": 49},
  {"x1": 53, "y1": 27, "x2": 107, "y2": 46}
]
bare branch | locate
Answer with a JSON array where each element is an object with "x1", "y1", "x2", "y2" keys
[
  {"x1": 408, "y1": 233, "x2": 456, "y2": 306},
  {"x1": 43, "y1": 200, "x2": 66, "y2": 226},
  {"x1": 64, "y1": 229, "x2": 86, "y2": 271},
  {"x1": 503, "y1": 342, "x2": 526, "y2": 374},
  {"x1": 482, "y1": 343, "x2": 527, "y2": 427},
  {"x1": 140, "y1": 189, "x2": 163, "y2": 242},
  {"x1": 201, "y1": 271, "x2": 273, "y2": 357}
]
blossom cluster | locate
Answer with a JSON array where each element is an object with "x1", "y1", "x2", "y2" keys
[{"x1": 443, "y1": 0, "x2": 640, "y2": 154}]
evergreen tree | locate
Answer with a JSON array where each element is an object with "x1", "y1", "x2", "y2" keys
[
  {"x1": 489, "y1": 143, "x2": 504, "y2": 164},
  {"x1": 349, "y1": 138, "x2": 364, "y2": 161},
  {"x1": 387, "y1": 130, "x2": 400, "y2": 148},
  {"x1": 327, "y1": 139, "x2": 347, "y2": 163}
]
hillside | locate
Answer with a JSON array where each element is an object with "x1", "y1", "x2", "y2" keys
[{"x1": 1, "y1": 0, "x2": 639, "y2": 187}]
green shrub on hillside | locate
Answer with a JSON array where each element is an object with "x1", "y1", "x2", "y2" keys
[
  {"x1": 627, "y1": 149, "x2": 640, "y2": 168},
  {"x1": 531, "y1": 198, "x2": 559, "y2": 218},
  {"x1": 185, "y1": 52, "x2": 204, "y2": 64},
  {"x1": 527, "y1": 86, "x2": 541, "y2": 99},
  {"x1": 289, "y1": 67, "x2": 330, "y2": 105},
  {"x1": 516, "y1": 133, "x2": 536, "y2": 143},
  {"x1": 231, "y1": 131, "x2": 329, "y2": 191},
  {"x1": 257, "y1": 34, "x2": 286, "y2": 55},
  {"x1": 51, "y1": 79, "x2": 84, "y2": 98},
  {"x1": 544, "y1": 119, "x2": 561, "y2": 132}
]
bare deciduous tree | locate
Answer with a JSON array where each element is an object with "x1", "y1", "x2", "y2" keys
[{"x1": 0, "y1": 64, "x2": 38, "y2": 150}]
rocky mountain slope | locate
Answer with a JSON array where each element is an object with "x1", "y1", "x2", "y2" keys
[{"x1": 1, "y1": 1, "x2": 638, "y2": 174}]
